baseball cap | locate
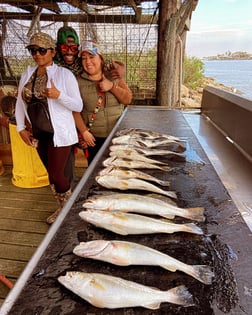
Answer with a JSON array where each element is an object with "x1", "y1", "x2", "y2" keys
[
  {"x1": 26, "y1": 32, "x2": 56, "y2": 49},
  {"x1": 57, "y1": 26, "x2": 79, "y2": 45},
  {"x1": 79, "y1": 40, "x2": 102, "y2": 57}
]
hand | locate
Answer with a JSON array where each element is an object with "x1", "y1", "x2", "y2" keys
[
  {"x1": 19, "y1": 129, "x2": 36, "y2": 147},
  {"x1": 45, "y1": 79, "x2": 60, "y2": 99},
  {"x1": 99, "y1": 74, "x2": 113, "y2": 92},
  {"x1": 110, "y1": 59, "x2": 125, "y2": 80},
  {"x1": 83, "y1": 130, "x2": 96, "y2": 147}
]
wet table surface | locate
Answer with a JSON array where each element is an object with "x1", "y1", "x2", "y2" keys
[{"x1": 2, "y1": 108, "x2": 252, "y2": 315}]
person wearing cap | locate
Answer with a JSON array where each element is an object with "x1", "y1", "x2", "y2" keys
[
  {"x1": 15, "y1": 31, "x2": 83, "y2": 224},
  {"x1": 54, "y1": 26, "x2": 81, "y2": 75},
  {"x1": 76, "y1": 40, "x2": 132, "y2": 164},
  {"x1": 54, "y1": 27, "x2": 127, "y2": 172}
]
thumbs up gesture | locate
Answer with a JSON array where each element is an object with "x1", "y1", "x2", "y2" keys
[
  {"x1": 98, "y1": 74, "x2": 113, "y2": 92},
  {"x1": 45, "y1": 79, "x2": 60, "y2": 99}
]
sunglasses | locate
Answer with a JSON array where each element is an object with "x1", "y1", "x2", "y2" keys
[
  {"x1": 28, "y1": 47, "x2": 52, "y2": 56},
  {"x1": 60, "y1": 44, "x2": 79, "y2": 53}
]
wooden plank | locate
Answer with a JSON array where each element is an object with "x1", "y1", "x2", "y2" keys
[
  {"x1": 0, "y1": 244, "x2": 36, "y2": 261},
  {"x1": 0, "y1": 219, "x2": 49, "y2": 234},
  {"x1": 0, "y1": 259, "x2": 26, "y2": 279},
  {"x1": 0, "y1": 230, "x2": 44, "y2": 247}
]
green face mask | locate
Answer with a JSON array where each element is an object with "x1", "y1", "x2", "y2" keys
[{"x1": 57, "y1": 26, "x2": 79, "y2": 45}]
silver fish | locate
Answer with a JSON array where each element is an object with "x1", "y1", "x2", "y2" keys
[
  {"x1": 95, "y1": 175, "x2": 177, "y2": 199},
  {"x1": 115, "y1": 128, "x2": 181, "y2": 141},
  {"x1": 98, "y1": 166, "x2": 170, "y2": 186},
  {"x1": 109, "y1": 145, "x2": 186, "y2": 161},
  {"x1": 83, "y1": 192, "x2": 205, "y2": 222},
  {"x1": 109, "y1": 149, "x2": 168, "y2": 165},
  {"x1": 73, "y1": 240, "x2": 214, "y2": 284},
  {"x1": 112, "y1": 135, "x2": 186, "y2": 152},
  {"x1": 58, "y1": 272, "x2": 194, "y2": 309},
  {"x1": 102, "y1": 156, "x2": 171, "y2": 171},
  {"x1": 79, "y1": 210, "x2": 203, "y2": 235}
]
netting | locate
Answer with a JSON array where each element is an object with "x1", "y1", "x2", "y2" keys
[{"x1": 0, "y1": 1, "x2": 158, "y2": 101}]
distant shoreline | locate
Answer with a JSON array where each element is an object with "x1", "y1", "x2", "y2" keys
[{"x1": 202, "y1": 51, "x2": 252, "y2": 61}]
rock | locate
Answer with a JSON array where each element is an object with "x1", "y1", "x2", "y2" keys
[{"x1": 181, "y1": 77, "x2": 242, "y2": 110}]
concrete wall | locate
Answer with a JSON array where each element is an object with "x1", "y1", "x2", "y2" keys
[{"x1": 201, "y1": 85, "x2": 252, "y2": 162}]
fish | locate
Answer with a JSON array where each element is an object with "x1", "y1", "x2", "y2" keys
[
  {"x1": 115, "y1": 128, "x2": 181, "y2": 141},
  {"x1": 95, "y1": 175, "x2": 177, "y2": 199},
  {"x1": 102, "y1": 156, "x2": 171, "y2": 171},
  {"x1": 112, "y1": 134, "x2": 186, "y2": 152},
  {"x1": 73, "y1": 240, "x2": 214, "y2": 284},
  {"x1": 82, "y1": 192, "x2": 205, "y2": 222},
  {"x1": 109, "y1": 149, "x2": 168, "y2": 165},
  {"x1": 58, "y1": 271, "x2": 195, "y2": 309},
  {"x1": 79, "y1": 210, "x2": 203, "y2": 235},
  {"x1": 98, "y1": 166, "x2": 170, "y2": 186},
  {"x1": 109, "y1": 145, "x2": 186, "y2": 161}
]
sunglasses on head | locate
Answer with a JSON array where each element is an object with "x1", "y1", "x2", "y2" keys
[
  {"x1": 28, "y1": 47, "x2": 52, "y2": 56},
  {"x1": 60, "y1": 44, "x2": 79, "y2": 53}
]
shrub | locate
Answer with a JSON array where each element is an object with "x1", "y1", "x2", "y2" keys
[{"x1": 183, "y1": 56, "x2": 204, "y2": 90}]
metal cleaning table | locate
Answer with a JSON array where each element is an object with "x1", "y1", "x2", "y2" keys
[{"x1": 1, "y1": 107, "x2": 252, "y2": 315}]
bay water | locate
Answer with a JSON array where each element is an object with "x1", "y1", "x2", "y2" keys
[{"x1": 203, "y1": 60, "x2": 252, "y2": 100}]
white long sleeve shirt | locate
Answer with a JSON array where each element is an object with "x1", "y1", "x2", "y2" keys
[{"x1": 15, "y1": 63, "x2": 83, "y2": 147}]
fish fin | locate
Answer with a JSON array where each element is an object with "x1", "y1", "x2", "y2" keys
[
  {"x1": 160, "y1": 165, "x2": 171, "y2": 171},
  {"x1": 167, "y1": 285, "x2": 194, "y2": 306},
  {"x1": 189, "y1": 265, "x2": 214, "y2": 284},
  {"x1": 184, "y1": 223, "x2": 203, "y2": 235},
  {"x1": 164, "y1": 191, "x2": 177, "y2": 199},
  {"x1": 142, "y1": 302, "x2": 161, "y2": 310},
  {"x1": 160, "y1": 214, "x2": 175, "y2": 219},
  {"x1": 89, "y1": 296, "x2": 105, "y2": 308},
  {"x1": 185, "y1": 207, "x2": 205, "y2": 222},
  {"x1": 158, "y1": 180, "x2": 170, "y2": 187},
  {"x1": 160, "y1": 265, "x2": 177, "y2": 272}
]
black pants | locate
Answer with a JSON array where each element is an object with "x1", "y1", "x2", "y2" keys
[
  {"x1": 87, "y1": 137, "x2": 106, "y2": 165},
  {"x1": 36, "y1": 132, "x2": 72, "y2": 193}
]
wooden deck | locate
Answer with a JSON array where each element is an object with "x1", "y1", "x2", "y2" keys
[{"x1": 0, "y1": 162, "x2": 87, "y2": 307}]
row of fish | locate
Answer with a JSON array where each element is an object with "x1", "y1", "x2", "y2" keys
[{"x1": 58, "y1": 128, "x2": 213, "y2": 310}]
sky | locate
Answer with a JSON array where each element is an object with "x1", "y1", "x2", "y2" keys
[{"x1": 185, "y1": 0, "x2": 252, "y2": 58}]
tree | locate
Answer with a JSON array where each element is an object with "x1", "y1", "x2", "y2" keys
[{"x1": 156, "y1": 0, "x2": 198, "y2": 108}]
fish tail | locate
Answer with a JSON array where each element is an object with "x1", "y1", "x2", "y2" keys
[
  {"x1": 189, "y1": 265, "x2": 214, "y2": 284},
  {"x1": 167, "y1": 285, "x2": 194, "y2": 306},
  {"x1": 184, "y1": 207, "x2": 205, "y2": 222},
  {"x1": 183, "y1": 223, "x2": 203, "y2": 235}
]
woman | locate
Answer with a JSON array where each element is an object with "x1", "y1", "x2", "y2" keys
[
  {"x1": 75, "y1": 40, "x2": 132, "y2": 164},
  {"x1": 15, "y1": 32, "x2": 83, "y2": 224}
]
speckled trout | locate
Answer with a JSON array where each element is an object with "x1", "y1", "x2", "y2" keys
[
  {"x1": 79, "y1": 210, "x2": 203, "y2": 235},
  {"x1": 95, "y1": 175, "x2": 177, "y2": 199},
  {"x1": 58, "y1": 272, "x2": 194, "y2": 309},
  {"x1": 98, "y1": 166, "x2": 170, "y2": 186},
  {"x1": 115, "y1": 128, "x2": 182, "y2": 141},
  {"x1": 103, "y1": 156, "x2": 171, "y2": 171},
  {"x1": 73, "y1": 240, "x2": 214, "y2": 284},
  {"x1": 112, "y1": 134, "x2": 186, "y2": 152},
  {"x1": 109, "y1": 149, "x2": 169, "y2": 165},
  {"x1": 82, "y1": 192, "x2": 205, "y2": 222},
  {"x1": 109, "y1": 144, "x2": 186, "y2": 161}
]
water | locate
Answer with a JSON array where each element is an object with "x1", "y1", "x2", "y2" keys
[{"x1": 203, "y1": 60, "x2": 252, "y2": 100}]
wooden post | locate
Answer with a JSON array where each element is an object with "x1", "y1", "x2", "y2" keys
[{"x1": 156, "y1": 0, "x2": 197, "y2": 108}]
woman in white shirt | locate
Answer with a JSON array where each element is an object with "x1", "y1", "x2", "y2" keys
[{"x1": 15, "y1": 32, "x2": 83, "y2": 224}]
